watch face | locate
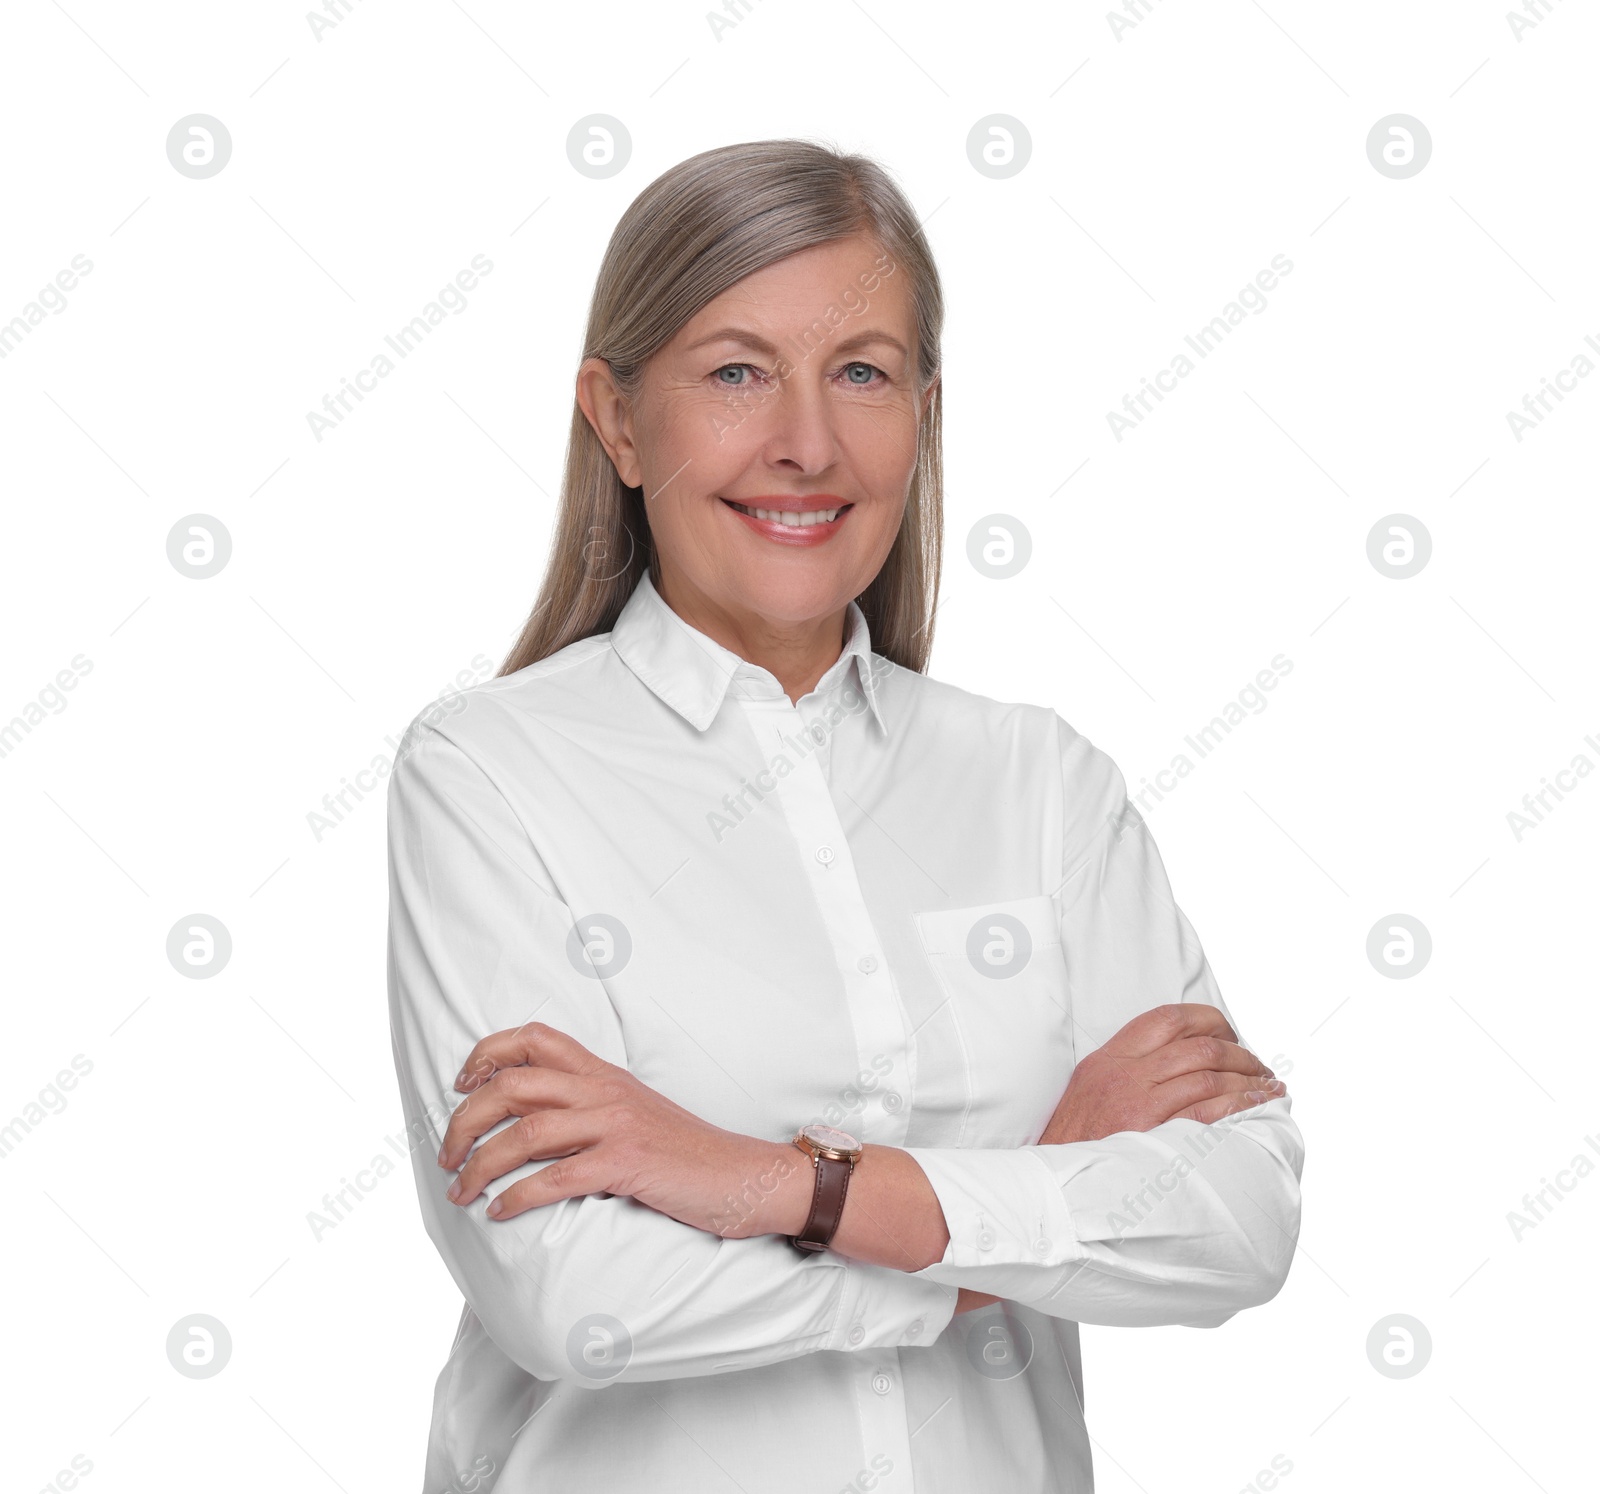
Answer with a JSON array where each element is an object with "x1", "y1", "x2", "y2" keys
[{"x1": 800, "y1": 1123, "x2": 860, "y2": 1155}]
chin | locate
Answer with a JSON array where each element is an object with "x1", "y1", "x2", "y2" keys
[{"x1": 723, "y1": 565, "x2": 860, "y2": 626}]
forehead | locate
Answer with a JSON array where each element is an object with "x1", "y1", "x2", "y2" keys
[{"x1": 674, "y1": 233, "x2": 913, "y2": 347}]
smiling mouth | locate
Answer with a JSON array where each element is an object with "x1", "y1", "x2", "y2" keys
[{"x1": 720, "y1": 498, "x2": 854, "y2": 528}]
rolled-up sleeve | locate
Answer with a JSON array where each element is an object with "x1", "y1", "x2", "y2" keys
[
  {"x1": 901, "y1": 719, "x2": 1304, "y2": 1326},
  {"x1": 387, "y1": 716, "x2": 958, "y2": 1383}
]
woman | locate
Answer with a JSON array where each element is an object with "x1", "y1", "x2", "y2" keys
[{"x1": 387, "y1": 138, "x2": 1302, "y2": 1493}]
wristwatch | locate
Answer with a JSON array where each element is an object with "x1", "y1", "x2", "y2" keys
[{"x1": 789, "y1": 1123, "x2": 863, "y2": 1253}]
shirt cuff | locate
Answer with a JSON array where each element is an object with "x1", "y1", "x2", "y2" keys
[
  {"x1": 828, "y1": 1256, "x2": 960, "y2": 1350},
  {"x1": 900, "y1": 1147, "x2": 1084, "y2": 1294}
]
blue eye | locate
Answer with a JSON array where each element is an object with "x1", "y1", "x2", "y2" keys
[
  {"x1": 713, "y1": 360, "x2": 886, "y2": 390},
  {"x1": 841, "y1": 362, "x2": 885, "y2": 386}
]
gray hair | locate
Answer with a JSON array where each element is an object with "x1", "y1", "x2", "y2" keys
[{"x1": 498, "y1": 137, "x2": 945, "y2": 677}]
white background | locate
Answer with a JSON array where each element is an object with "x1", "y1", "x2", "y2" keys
[{"x1": 2, "y1": 1, "x2": 1595, "y2": 1490}]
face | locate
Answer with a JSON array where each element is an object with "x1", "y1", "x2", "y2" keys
[{"x1": 579, "y1": 232, "x2": 933, "y2": 635}]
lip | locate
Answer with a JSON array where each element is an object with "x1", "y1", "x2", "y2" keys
[{"x1": 719, "y1": 495, "x2": 855, "y2": 548}]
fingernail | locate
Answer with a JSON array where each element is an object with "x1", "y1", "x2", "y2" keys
[
  {"x1": 447, "y1": 1178, "x2": 462, "y2": 1202},
  {"x1": 486, "y1": 1197, "x2": 503, "y2": 1217},
  {"x1": 437, "y1": 1146, "x2": 449, "y2": 1167},
  {"x1": 1245, "y1": 1090, "x2": 1269, "y2": 1103}
]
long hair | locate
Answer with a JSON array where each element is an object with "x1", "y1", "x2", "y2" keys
[{"x1": 497, "y1": 138, "x2": 945, "y2": 677}]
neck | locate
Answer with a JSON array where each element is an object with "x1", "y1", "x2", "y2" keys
[{"x1": 654, "y1": 566, "x2": 848, "y2": 707}]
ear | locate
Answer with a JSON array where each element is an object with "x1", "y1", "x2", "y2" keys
[{"x1": 576, "y1": 358, "x2": 643, "y2": 488}]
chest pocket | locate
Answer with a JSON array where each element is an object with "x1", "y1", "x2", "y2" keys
[{"x1": 912, "y1": 894, "x2": 1076, "y2": 1147}]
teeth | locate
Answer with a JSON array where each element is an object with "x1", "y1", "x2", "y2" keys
[{"x1": 730, "y1": 502, "x2": 843, "y2": 527}]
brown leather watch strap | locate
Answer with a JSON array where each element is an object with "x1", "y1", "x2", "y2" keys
[{"x1": 791, "y1": 1151, "x2": 854, "y2": 1253}]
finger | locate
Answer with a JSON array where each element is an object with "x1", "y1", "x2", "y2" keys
[
  {"x1": 1145, "y1": 1036, "x2": 1274, "y2": 1085},
  {"x1": 455, "y1": 1021, "x2": 608, "y2": 1094},
  {"x1": 449, "y1": 1109, "x2": 601, "y2": 1206},
  {"x1": 1149, "y1": 1068, "x2": 1285, "y2": 1120},
  {"x1": 438, "y1": 1066, "x2": 589, "y2": 1169},
  {"x1": 1104, "y1": 1003, "x2": 1237, "y2": 1059},
  {"x1": 480, "y1": 1150, "x2": 613, "y2": 1221},
  {"x1": 1170, "y1": 1086, "x2": 1282, "y2": 1126}
]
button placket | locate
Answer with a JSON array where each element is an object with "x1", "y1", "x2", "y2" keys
[
  {"x1": 748, "y1": 697, "x2": 913, "y2": 1151},
  {"x1": 849, "y1": 1350, "x2": 916, "y2": 1494}
]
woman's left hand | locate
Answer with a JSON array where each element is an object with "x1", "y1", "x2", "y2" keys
[{"x1": 436, "y1": 1022, "x2": 802, "y2": 1239}]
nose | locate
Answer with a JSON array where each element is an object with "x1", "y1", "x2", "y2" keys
[{"x1": 758, "y1": 368, "x2": 842, "y2": 475}]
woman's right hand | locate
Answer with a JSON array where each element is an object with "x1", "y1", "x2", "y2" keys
[
  {"x1": 947, "y1": 1010, "x2": 1273, "y2": 1318},
  {"x1": 1040, "y1": 1003, "x2": 1285, "y2": 1147},
  {"x1": 949, "y1": 1006, "x2": 1281, "y2": 1319}
]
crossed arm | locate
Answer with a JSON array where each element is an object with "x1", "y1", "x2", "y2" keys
[
  {"x1": 389, "y1": 720, "x2": 1304, "y2": 1382},
  {"x1": 437, "y1": 1002, "x2": 1288, "y2": 1312}
]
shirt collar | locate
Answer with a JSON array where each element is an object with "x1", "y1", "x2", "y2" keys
[{"x1": 611, "y1": 569, "x2": 890, "y2": 735}]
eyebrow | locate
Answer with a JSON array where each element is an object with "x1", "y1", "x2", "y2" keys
[{"x1": 684, "y1": 326, "x2": 910, "y2": 359}]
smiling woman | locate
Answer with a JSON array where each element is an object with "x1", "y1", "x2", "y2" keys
[{"x1": 386, "y1": 137, "x2": 1302, "y2": 1494}]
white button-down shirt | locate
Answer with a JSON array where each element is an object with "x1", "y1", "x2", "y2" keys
[{"x1": 386, "y1": 569, "x2": 1304, "y2": 1493}]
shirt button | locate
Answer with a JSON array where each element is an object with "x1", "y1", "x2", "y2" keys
[
  {"x1": 977, "y1": 1228, "x2": 996, "y2": 1251},
  {"x1": 847, "y1": 1324, "x2": 865, "y2": 1345},
  {"x1": 907, "y1": 1319, "x2": 923, "y2": 1338},
  {"x1": 815, "y1": 846, "x2": 835, "y2": 867},
  {"x1": 1032, "y1": 1236, "x2": 1050, "y2": 1255},
  {"x1": 882, "y1": 1090, "x2": 903, "y2": 1113},
  {"x1": 872, "y1": 1372, "x2": 893, "y2": 1395},
  {"x1": 857, "y1": 954, "x2": 878, "y2": 973}
]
